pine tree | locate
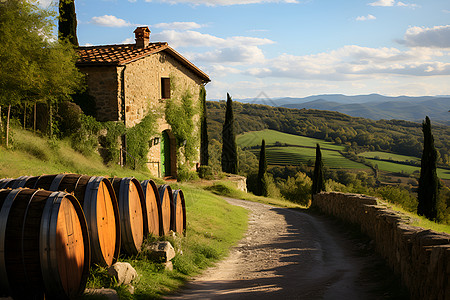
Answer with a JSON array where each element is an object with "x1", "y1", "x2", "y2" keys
[
  {"x1": 257, "y1": 139, "x2": 268, "y2": 196},
  {"x1": 58, "y1": 0, "x2": 78, "y2": 46},
  {"x1": 221, "y1": 93, "x2": 237, "y2": 174},
  {"x1": 312, "y1": 143, "x2": 325, "y2": 196},
  {"x1": 200, "y1": 86, "x2": 209, "y2": 166},
  {"x1": 417, "y1": 116, "x2": 439, "y2": 220}
]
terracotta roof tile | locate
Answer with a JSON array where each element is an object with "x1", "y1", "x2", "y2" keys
[
  {"x1": 76, "y1": 42, "x2": 210, "y2": 82},
  {"x1": 76, "y1": 42, "x2": 168, "y2": 66}
]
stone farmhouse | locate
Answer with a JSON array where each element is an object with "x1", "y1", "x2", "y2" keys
[{"x1": 76, "y1": 27, "x2": 210, "y2": 178}]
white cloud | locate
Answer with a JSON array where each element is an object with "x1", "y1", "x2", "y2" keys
[
  {"x1": 145, "y1": 0, "x2": 299, "y2": 5},
  {"x1": 369, "y1": 0, "x2": 394, "y2": 6},
  {"x1": 36, "y1": 0, "x2": 55, "y2": 8},
  {"x1": 356, "y1": 14, "x2": 376, "y2": 21},
  {"x1": 122, "y1": 37, "x2": 135, "y2": 44},
  {"x1": 396, "y1": 1, "x2": 418, "y2": 8},
  {"x1": 190, "y1": 45, "x2": 265, "y2": 64},
  {"x1": 153, "y1": 30, "x2": 274, "y2": 48},
  {"x1": 399, "y1": 25, "x2": 450, "y2": 48},
  {"x1": 243, "y1": 45, "x2": 450, "y2": 80},
  {"x1": 368, "y1": 0, "x2": 418, "y2": 7},
  {"x1": 153, "y1": 22, "x2": 205, "y2": 30},
  {"x1": 91, "y1": 15, "x2": 132, "y2": 27}
]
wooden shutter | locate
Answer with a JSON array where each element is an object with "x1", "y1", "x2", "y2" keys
[{"x1": 161, "y1": 78, "x2": 171, "y2": 99}]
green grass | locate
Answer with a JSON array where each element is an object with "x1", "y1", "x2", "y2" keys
[
  {"x1": 360, "y1": 151, "x2": 420, "y2": 162},
  {"x1": 1, "y1": 127, "x2": 248, "y2": 299},
  {"x1": 250, "y1": 146, "x2": 369, "y2": 170},
  {"x1": 237, "y1": 129, "x2": 344, "y2": 151},
  {"x1": 378, "y1": 201, "x2": 450, "y2": 234},
  {"x1": 363, "y1": 157, "x2": 450, "y2": 180},
  {"x1": 1, "y1": 128, "x2": 156, "y2": 181},
  {"x1": 205, "y1": 180, "x2": 307, "y2": 209}
]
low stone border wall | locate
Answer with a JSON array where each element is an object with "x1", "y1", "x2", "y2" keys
[{"x1": 313, "y1": 192, "x2": 450, "y2": 300}]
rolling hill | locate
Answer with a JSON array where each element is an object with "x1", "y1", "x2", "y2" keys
[{"x1": 237, "y1": 94, "x2": 450, "y2": 124}]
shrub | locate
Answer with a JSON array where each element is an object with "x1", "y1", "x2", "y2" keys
[
  {"x1": 198, "y1": 165, "x2": 213, "y2": 179},
  {"x1": 70, "y1": 114, "x2": 102, "y2": 156}
]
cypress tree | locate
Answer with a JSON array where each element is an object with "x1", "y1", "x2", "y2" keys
[
  {"x1": 200, "y1": 86, "x2": 209, "y2": 166},
  {"x1": 312, "y1": 143, "x2": 325, "y2": 196},
  {"x1": 58, "y1": 0, "x2": 78, "y2": 46},
  {"x1": 417, "y1": 116, "x2": 439, "y2": 220},
  {"x1": 221, "y1": 93, "x2": 237, "y2": 174},
  {"x1": 257, "y1": 139, "x2": 268, "y2": 196}
]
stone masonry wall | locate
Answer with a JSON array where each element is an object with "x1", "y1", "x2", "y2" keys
[
  {"x1": 123, "y1": 51, "x2": 204, "y2": 177},
  {"x1": 313, "y1": 192, "x2": 450, "y2": 300},
  {"x1": 79, "y1": 66, "x2": 120, "y2": 122}
]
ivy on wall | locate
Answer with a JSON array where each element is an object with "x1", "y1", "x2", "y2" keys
[
  {"x1": 165, "y1": 73, "x2": 200, "y2": 171},
  {"x1": 125, "y1": 110, "x2": 158, "y2": 168}
]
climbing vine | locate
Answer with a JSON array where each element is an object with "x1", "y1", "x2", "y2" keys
[
  {"x1": 125, "y1": 110, "x2": 158, "y2": 168},
  {"x1": 165, "y1": 89, "x2": 199, "y2": 169}
]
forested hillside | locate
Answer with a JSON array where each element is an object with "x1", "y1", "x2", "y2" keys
[{"x1": 207, "y1": 101, "x2": 450, "y2": 167}]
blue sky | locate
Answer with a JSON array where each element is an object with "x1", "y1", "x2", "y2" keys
[{"x1": 39, "y1": 0, "x2": 450, "y2": 100}]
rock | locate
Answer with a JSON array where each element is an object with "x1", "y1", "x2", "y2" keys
[
  {"x1": 143, "y1": 241, "x2": 176, "y2": 262},
  {"x1": 84, "y1": 288, "x2": 120, "y2": 300},
  {"x1": 164, "y1": 261, "x2": 174, "y2": 271},
  {"x1": 107, "y1": 262, "x2": 137, "y2": 285}
]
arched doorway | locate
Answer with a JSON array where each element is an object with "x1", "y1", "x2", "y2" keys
[{"x1": 160, "y1": 130, "x2": 177, "y2": 178}]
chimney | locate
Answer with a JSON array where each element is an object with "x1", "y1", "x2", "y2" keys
[{"x1": 134, "y1": 26, "x2": 151, "y2": 49}]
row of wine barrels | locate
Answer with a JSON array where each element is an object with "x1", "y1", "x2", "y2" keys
[
  {"x1": 0, "y1": 188, "x2": 90, "y2": 299},
  {"x1": 0, "y1": 174, "x2": 120, "y2": 267},
  {"x1": 172, "y1": 189, "x2": 186, "y2": 235},
  {"x1": 109, "y1": 177, "x2": 147, "y2": 256}
]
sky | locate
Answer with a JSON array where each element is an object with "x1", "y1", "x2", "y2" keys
[{"x1": 38, "y1": 0, "x2": 450, "y2": 100}]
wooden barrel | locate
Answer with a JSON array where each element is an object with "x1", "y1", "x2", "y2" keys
[
  {"x1": 172, "y1": 189, "x2": 187, "y2": 235},
  {"x1": 0, "y1": 178, "x2": 13, "y2": 189},
  {"x1": 0, "y1": 188, "x2": 90, "y2": 299},
  {"x1": 109, "y1": 177, "x2": 146, "y2": 255},
  {"x1": 21, "y1": 174, "x2": 120, "y2": 267},
  {"x1": 0, "y1": 176, "x2": 32, "y2": 189},
  {"x1": 157, "y1": 185, "x2": 174, "y2": 236},
  {"x1": 141, "y1": 179, "x2": 163, "y2": 236}
]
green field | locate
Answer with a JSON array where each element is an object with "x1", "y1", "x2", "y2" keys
[
  {"x1": 360, "y1": 151, "x2": 420, "y2": 162},
  {"x1": 250, "y1": 146, "x2": 369, "y2": 170},
  {"x1": 237, "y1": 129, "x2": 344, "y2": 151},
  {"x1": 238, "y1": 130, "x2": 368, "y2": 170}
]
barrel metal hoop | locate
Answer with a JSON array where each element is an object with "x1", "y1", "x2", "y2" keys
[
  {"x1": 20, "y1": 189, "x2": 41, "y2": 288},
  {"x1": 0, "y1": 179, "x2": 12, "y2": 189},
  {"x1": 49, "y1": 174, "x2": 67, "y2": 191},
  {"x1": 0, "y1": 189, "x2": 22, "y2": 295},
  {"x1": 40, "y1": 191, "x2": 65, "y2": 298},
  {"x1": 119, "y1": 178, "x2": 133, "y2": 253},
  {"x1": 10, "y1": 176, "x2": 25, "y2": 189},
  {"x1": 84, "y1": 176, "x2": 103, "y2": 264}
]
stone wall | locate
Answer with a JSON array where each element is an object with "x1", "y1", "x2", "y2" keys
[
  {"x1": 79, "y1": 66, "x2": 120, "y2": 122},
  {"x1": 313, "y1": 192, "x2": 450, "y2": 300}
]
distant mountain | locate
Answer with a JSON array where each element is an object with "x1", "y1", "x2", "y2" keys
[{"x1": 238, "y1": 94, "x2": 450, "y2": 124}]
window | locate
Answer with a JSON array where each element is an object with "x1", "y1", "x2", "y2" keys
[{"x1": 161, "y1": 77, "x2": 171, "y2": 99}]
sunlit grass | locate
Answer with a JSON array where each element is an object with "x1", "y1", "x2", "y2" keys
[{"x1": 377, "y1": 201, "x2": 450, "y2": 234}]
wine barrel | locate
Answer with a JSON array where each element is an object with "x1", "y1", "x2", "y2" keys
[
  {"x1": 109, "y1": 177, "x2": 146, "y2": 255},
  {"x1": 157, "y1": 185, "x2": 174, "y2": 236},
  {"x1": 0, "y1": 176, "x2": 32, "y2": 189},
  {"x1": 0, "y1": 188, "x2": 90, "y2": 299},
  {"x1": 0, "y1": 178, "x2": 13, "y2": 189},
  {"x1": 141, "y1": 179, "x2": 163, "y2": 236},
  {"x1": 22, "y1": 174, "x2": 120, "y2": 267},
  {"x1": 171, "y1": 189, "x2": 187, "y2": 235}
]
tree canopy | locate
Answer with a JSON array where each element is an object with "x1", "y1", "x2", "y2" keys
[{"x1": 0, "y1": 0, "x2": 84, "y2": 107}]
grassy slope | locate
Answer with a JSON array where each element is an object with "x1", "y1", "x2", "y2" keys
[
  {"x1": 237, "y1": 129, "x2": 343, "y2": 150},
  {"x1": 238, "y1": 129, "x2": 368, "y2": 170},
  {"x1": 0, "y1": 128, "x2": 248, "y2": 299},
  {"x1": 250, "y1": 146, "x2": 369, "y2": 169}
]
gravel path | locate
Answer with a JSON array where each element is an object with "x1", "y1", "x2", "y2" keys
[{"x1": 166, "y1": 198, "x2": 406, "y2": 300}]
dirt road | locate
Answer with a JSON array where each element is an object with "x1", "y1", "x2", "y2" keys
[{"x1": 167, "y1": 198, "x2": 407, "y2": 300}]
